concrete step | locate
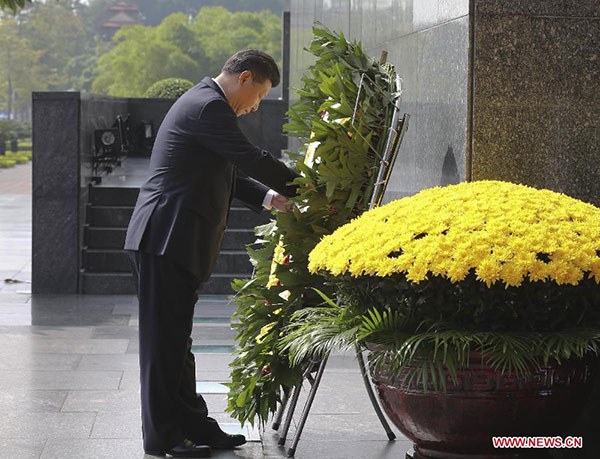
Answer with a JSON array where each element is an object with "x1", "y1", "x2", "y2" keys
[
  {"x1": 84, "y1": 226, "x2": 127, "y2": 249},
  {"x1": 84, "y1": 249, "x2": 130, "y2": 273},
  {"x1": 89, "y1": 185, "x2": 251, "y2": 210},
  {"x1": 81, "y1": 271, "x2": 247, "y2": 294},
  {"x1": 87, "y1": 205, "x2": 270, "y2": 229},
  {"x1": 201, "y1": 273, "x2": 249, "y2": 295},
  {"x1": 84, "y1": 248, "x2": 253, "y2": 274},
  {"x1": 228, "y1": 208, "x2": 271, "y2": 228},
  {"x1": 81, "y1": 272, "x2": 136, "y2": 294},
  {"x1": 89, "y1": 186, "x2": 139, "y2": 207},
  {"x1": 221, "y1": 229, "x2": 256, "y2": 250},
  {"x1": 87, "y1": 205, "x2": 133, "y2": 228},
  {"x1": 85, "y1": 226, "x2": 256, "y2": 250}
]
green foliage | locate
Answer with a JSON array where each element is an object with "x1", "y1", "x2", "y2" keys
[
  {"x1": 0, "y1": 147, "x2": 31, "y2": 167},
  {"x1": 0, "y1": 157, "x2": 17, "y2": 168},
  {"x1": 191, "y1": 7, "x2": 282, "y2": 77},
  {"x1": 282, "y1": 287, "x2": 600, "y2": 393},
  {"x1": 291, "y1": 262, "x2": 600, "y2": 389},
  {"x1": 1, "y1": 2, "x2": 85, "y2": 117},
  {"x1": 144, "y1": 77, "x2": 194, "y2": 98},
  {"x1": 0, "y1": 120, "x2": 30, "y2": 139},
  {"x1": 331, "y1": 272, "x2": 600, "y2": 333},
  {"x1": 226, "y1": 23, "x2": 399, "y2": 426},
  {"x1": 92, "y1": 22, "x2": 200, "y2": 97},
  {"x1": 92, "y1": 7, "x2": 282, "y2": 97},
  {"x1": 0, "y1": 14, "x2": 44, "y2": 119},
  {"x1": 5, "y1": 151, "x2": 30, "y2": 163},
  {"x1": 0, "y1": 0, "x2": 31, "y2": 13},
  {"x1": 23, "y1": 1, "x2": 85, "y2": 89},
  {"x1": 279, "y1": 289, "x2": 364, "y2": 367},
  {"x1": 65, "y1": 36, "x2": 113, "y2": 93},
  {"x1": 370, "y1": 328, "x2": 600, "y2": 392},
  {"x1": 128, "y1": 0, "x2": 288, "y2": 27},
  {"x1": 1, "y1": 3, "x2": 282, "y2": 113}
]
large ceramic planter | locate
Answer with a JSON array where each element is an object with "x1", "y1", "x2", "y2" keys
[{"x1": 370, "y1": 351, "x2": 598, "y2": 459}]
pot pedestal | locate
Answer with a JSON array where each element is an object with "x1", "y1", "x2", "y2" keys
[{"x1": 405, "y1": 447, "x2": 552, "y2": 459}]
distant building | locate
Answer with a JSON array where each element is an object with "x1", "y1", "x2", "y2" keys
[{"x1": 100, "y1": 1, "x2": 141, "y2": 41}]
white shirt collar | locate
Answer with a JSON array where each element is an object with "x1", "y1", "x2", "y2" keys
[{"x1": 211, "y1": 77, "x2": 225, "y2": 96}]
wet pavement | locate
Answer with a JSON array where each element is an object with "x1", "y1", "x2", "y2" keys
[{"x1": 0, "y1": 163, "x2": 410, "y2": 458}]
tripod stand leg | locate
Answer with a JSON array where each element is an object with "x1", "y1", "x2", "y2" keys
[
  {"x1": 356, "y1": 346, "x2": 396, "y2": 440},
  {"x1": 272, "y1": 390, "x2": 290, "y2": 430},
  {"x1": 278, "y1": 379, "x2": 303, "y2": 445},
  {"x1": 287, "y1": 357, "x2": 328, "y2": 457}
]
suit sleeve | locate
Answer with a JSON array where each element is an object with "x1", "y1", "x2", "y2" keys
[
  {"x1": 195, "y1": 99, "x2": 300, "y2": 198},
  {"x1": 234, "y1": 168, "x2": 270, "y2": 213}
]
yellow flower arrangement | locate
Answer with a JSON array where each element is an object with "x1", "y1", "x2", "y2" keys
[{"x1": 308, "y1": 181, "x2": 600, "y2": 287}]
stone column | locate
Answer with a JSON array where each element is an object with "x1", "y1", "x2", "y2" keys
[{"x1": 32, "y1": 92, "x2": 81, "y2": 293}]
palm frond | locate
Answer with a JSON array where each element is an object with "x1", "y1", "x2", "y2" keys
[
  {"x1": 367, "y1": 328, "x2": 600, "y2": 392},
  {"x1": 279, "y1": 302, "x2": 362, "y2": 366}
]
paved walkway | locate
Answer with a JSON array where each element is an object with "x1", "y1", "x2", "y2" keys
[
  {"x1": 0, "y1": 161, "x2": 411, "y2": 458},
  {"x1": 0, "y1": 161, "x2": 31, "y2": 194}
]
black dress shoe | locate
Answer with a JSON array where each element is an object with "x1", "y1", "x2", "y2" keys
[
  {"x1": 185, "y1": 417, "x2": 247, "y2": 449},
  {"x1": 145, "y1": 438, "x2": 211, "y2": 457},
  {"x1": 208, "y1": 432, "x2": 246, "y2": 449}
]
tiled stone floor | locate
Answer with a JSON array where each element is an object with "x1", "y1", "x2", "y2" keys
[
  {"x1": 3, "y1": 159, "x2": 597, "y2": 458},
  {"x1": 0, "y1": 167, "x2": 411, "y2": 458}
]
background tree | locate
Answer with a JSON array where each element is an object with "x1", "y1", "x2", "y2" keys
[
  {"x1": 64, "y1": 36, "x2": 113, "y2": 92},
  {"x1": 21, "y1": 1, "x2": 85, "y2": 89},
  {"x1": 0, "y1": 1, "x2": 284, "y2": 116},
  {"x1": 191, "y1": 7, "x2": 282, "y2": 77},
  {"x1": 1, "y1": 1, "x2": 84, "y2": 118},
  {"x1": 0, "y1": 14, "x2": 43, "y2": 119},
  {"x1": 129, "y1": 0, "x2": 288, "y2": 27},
  {"x1": 0, "y1": 0, "x2": 31, "y2": 13},
  {"x1": 92, "y1": 7, "x2": 282, "y2": 97},
  {"x1": 92, "y1": 22, "x2": 201, "y2": 96}
]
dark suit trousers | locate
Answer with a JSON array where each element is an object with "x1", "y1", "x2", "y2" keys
[{"x1": 127, "y1": 250, "x2": 209, "y2": 451}]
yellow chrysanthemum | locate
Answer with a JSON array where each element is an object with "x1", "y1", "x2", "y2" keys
[
  {"x1": 266, "y1": 236, "x2": 287, "y2": 289},
  {"x1": 308, "y1": 181, "x2": 600, "y2": 287},
  {"x1": 255, "y1": 322, "x2": 276, "y2": 344}
]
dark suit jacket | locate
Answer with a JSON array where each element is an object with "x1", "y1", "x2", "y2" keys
[{"x1": 124, "y1": 76, "x2": 299, "y2": 282}]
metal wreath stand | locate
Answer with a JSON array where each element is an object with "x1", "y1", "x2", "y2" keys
[{"x1": 272, "y1": 53, "x2": 410, "y2": 457}]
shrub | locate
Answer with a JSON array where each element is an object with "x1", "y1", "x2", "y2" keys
[
  {"x1": 0, "y1": 120, "x2": 31, "y2": 141},
  {"x1": 0, "y1": 158, "x2": 17, "y2": 168},
  {"x1": 144, "y1": 78, "x2": 194, "y2": 99}
]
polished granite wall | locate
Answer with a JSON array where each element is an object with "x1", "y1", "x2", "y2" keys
[
  {"x1": 471, "y1": 0, "x2": 600, "y2": 206},
  {"x1": 291, "y1": 1, "x2": 599, "y2": 207},
  {"x1": 290, "y1": 0, "x2": 471, "y2": 202}
]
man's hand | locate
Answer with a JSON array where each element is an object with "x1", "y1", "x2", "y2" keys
[{"x1": 270, "y1": 192, "x2": 296, "y2": 212}]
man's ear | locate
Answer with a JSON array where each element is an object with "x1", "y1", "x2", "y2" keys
[{"x1": 238, "y1": 70, "x2": 253, "y2": 86}]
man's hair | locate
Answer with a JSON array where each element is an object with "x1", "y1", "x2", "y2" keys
[{"x1": 222, "y1": 49, "x2": 280, "y2": 88}]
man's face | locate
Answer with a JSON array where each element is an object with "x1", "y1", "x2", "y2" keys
[{"x1": 233, "y1": 70, "x2": 272, "y2": 117}]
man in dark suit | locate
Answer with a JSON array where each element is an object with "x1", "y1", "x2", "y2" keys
[{"x1": 124, "y1": 49, "x2": 300, "y2": 457}]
